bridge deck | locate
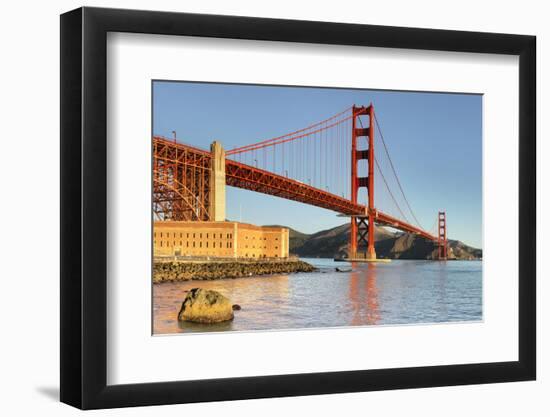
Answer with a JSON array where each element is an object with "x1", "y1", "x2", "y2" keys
[{"x1": 153, "y1": 137, "x2": 438, "y2": 242}]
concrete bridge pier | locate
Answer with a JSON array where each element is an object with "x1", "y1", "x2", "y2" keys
[{"x1": 209, "y1": 141, "x2": 226, "y2": 221}]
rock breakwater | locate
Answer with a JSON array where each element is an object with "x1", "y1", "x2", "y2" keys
[{"x1": 153, "y1": 259, "x2": 315, "y2": 283}]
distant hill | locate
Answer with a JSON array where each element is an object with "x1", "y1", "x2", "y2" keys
[{"x1": 268, "y1": 223, "x2": 481, "y2": 260}]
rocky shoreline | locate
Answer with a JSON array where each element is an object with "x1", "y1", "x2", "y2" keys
[{"x1": 153, "y1": 259, "x2": 316, "y2": 283}]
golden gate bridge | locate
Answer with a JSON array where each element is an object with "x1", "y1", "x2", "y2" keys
[{"x1": 153, "y1": 104, "x2": 448, "y2": 260}]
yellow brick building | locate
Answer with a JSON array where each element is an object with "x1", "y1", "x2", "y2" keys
[{"x1": 153, "y1": 221, "x2": 289, "y2": 259}]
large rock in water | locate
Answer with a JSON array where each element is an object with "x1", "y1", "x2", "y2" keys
[{"x1": 178, "y1": 288, "x2": 234, "y2": 323}]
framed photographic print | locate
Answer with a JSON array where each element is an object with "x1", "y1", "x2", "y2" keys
[{"x1": 60, "y1": 6, "x2": 536, "y2": 409}]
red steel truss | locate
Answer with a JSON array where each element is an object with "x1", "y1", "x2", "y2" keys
[{"x1": 153, "y1": 137, "x2": 211, "y2": 221}]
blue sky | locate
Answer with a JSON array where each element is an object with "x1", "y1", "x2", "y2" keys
[{"x1": 153, "y1": 81, "x2": 482, "y2": 248}]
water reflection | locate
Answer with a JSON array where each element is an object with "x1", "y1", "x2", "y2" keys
[
  {"x1": 349, "y1": 263, "x2": 380, "y2": 326},
  {"x1": 153, "y1": 259, "x2": 482, "y2": 334},
  {"x1": 435, "y1": 261, "x2": 449, "y2": 319}
]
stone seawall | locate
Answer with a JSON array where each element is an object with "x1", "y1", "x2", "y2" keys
[{"x1": 153, "y1": 259, "x2": 315, "y2": 283}]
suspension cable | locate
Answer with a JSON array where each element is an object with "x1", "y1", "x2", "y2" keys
[
  {"x1": 227, "y1": 106, "x2": 352, "y2": 155},
  {"x1": 358, "y1": 116, "x2": 410, "y2": 222},
  {"x1": 373, "y1": 111, "x2": 424, "y2": 229},
  {"x1": 374, "y1": 156, "x2": 411, "y2": 223}
]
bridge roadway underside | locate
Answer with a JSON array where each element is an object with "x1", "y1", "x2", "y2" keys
[
  {"x1": 153, "y1": 137, "x2": 438, "y2": 243},
  {"x1": 226, "y1": 159, "x2": 438, "y2": 242}
]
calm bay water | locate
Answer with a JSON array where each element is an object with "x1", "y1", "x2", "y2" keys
[{"x1": 153, "y1": 259, "x2": 482, "y2": 334}]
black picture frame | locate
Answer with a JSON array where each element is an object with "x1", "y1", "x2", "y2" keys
[{"x1": 60, "y1": 6, "x2": 536, "y2": 410}]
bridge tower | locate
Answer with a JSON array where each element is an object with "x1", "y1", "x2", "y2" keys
[
  {"x1": 350, "y1": 104, "x2": 376, "y2": 260},
  {"x1": 437, "y1": 211, "x2": 447, "y2": 260}
]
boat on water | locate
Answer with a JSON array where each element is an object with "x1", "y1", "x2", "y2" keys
[{"x1": 335, "y1": 266, "x2": 352, "y2": 272}]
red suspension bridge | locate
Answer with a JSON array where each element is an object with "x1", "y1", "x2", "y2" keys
[{"x1": 153, "y1": 104, "x2": 448, "y2": 260}]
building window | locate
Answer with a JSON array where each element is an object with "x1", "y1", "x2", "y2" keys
[
  {"x1": 187, "y1": 242, "x2": 189, "y2": 248},
  {"x1": 200, "y1": 233, "x2": 202, "y2": 239},
  {"x1": 199, "y1": 242, "x2": 202, "y2": 248},
  {"x1": 180, "y1": 233, "x2": 182, "y2": 238},
  {"x1": 173, "y1": 232, "x2": 176, "y2": 238},
  {"x1": 160, "y1": 232, "x2": 163, "y2": 238},
  {"x1": 180, "y1": 241, "x2": 182, "y2": 246},
  {"x1": 160, "y1": 241, "x2": 163, "y2": 247},
  {"x1": 206, "y1": 233, "x2": 209, "y2": 239},
  {"x1": 206, "y1": 242, "x2": 209, "y2": 248},
  {"x1": 213, "y1": 242, "x2": 216, "y2": 248},
  {"x1": 193, "y1": 242, "x2": 195, "y2": 248},
  {"x1": 187, "y1": 233, "x2": 189, "y2": 238},
  {"x1": 154, "y1": 232, "x2": 156, "y2": 238},
  {"x1": 193, "y1": 233, "x2": 195, "y2": 238}
]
